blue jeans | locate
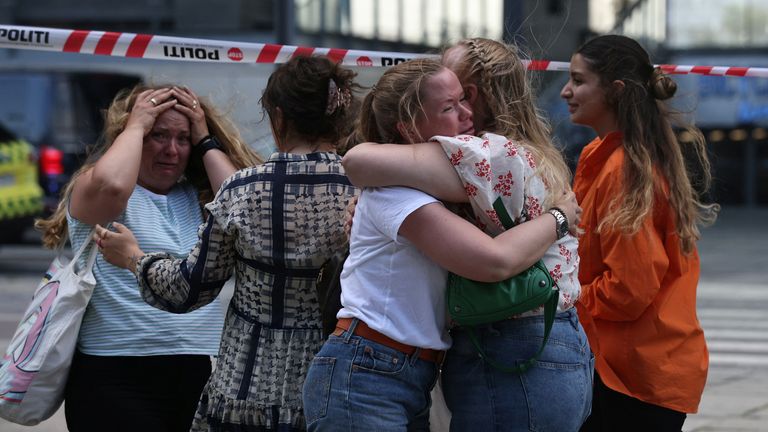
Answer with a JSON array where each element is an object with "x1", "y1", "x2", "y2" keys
[
  {"x1": 442, "y1": 308, "x2": 594, "y2": 432},
  {"x1": 303, "y1": 318, "x2": 439, "y2": 431}
]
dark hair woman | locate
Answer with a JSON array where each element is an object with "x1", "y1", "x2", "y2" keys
[{"x1": 560, "y1": 34, "x2": 719, "y2": 432}]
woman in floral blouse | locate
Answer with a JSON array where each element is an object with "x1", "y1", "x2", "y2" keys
[
  {"x1": 97, "y1": 55, "x2": 359, "y2": 431},
  {"x1": 341, "y1": 38, "x2": 594, "y2": 431}
]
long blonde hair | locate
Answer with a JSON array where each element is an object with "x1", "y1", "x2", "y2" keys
[
  {"x1": 35, "y1": 83, "x2": 262, "y2": 249},
  {"x1": 445, "y1": 38, "x2": 572, "y2": 207},
  {"x1": 577, "y1": 35, "x2": 718, "y2": 253}
]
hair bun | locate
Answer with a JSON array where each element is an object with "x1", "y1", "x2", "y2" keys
[{"x1": 649, "y1": 67, "x2": 676, "y2": 100}]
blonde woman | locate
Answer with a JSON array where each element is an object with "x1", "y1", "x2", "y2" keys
[
  {"x1": 35, "y1": 84, "x2": 260, "y2": 431},
  {"x1": 341, "y1": 39, "x2": 593, "y2": 431},
  {"x1": 304, "y1": 57, "x2": 582, "y2": 431}
]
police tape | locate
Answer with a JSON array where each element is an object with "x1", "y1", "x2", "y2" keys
[
  {"x1": 1, "y1": 24, "x2": 767, "y2": 78},
  {"x1": 0, "y1": 24, "x2": 430, "y2": 67}
]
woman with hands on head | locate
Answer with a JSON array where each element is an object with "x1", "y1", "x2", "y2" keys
[
  {"x1": 97, "y1": 55, "x2": 360, "y2": 431},
  {"x1": 340, "y1": 38, "x2": 593, "y2": 432},
  {"x1": 35, "y1": 83, "x2": 260, "y2": 432}
]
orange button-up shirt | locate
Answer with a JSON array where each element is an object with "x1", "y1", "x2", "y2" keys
[{"x1": 573, "y1": 132, "x2": 708, "y2": 414}]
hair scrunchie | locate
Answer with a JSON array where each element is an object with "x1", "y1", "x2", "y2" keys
[{"x1": 325, "y1": 79, "x2": 352, "y2": 115}]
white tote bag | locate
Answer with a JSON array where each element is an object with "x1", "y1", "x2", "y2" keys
[{"x1": 0, "y1": 233, "x2": 98, "y2": 425}]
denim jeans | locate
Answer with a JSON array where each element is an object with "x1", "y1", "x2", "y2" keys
[
  {"x1": 442, "y1": 308, "x2": 594, "y2": 432},
  {"x1": 303, "y1": 318, "x2": 439, "y2": 431}
]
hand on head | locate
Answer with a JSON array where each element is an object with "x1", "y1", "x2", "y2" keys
[
  {"x1": 126, "y1": 86, "x2": 209, "y2": 144},
  {"x1": 125, "y1": 88, "x2": 177, "y2": 136},
  {"x1": 169, "y1": 86, "x2": 209, "y2": 146}
]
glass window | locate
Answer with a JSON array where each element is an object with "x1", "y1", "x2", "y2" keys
[{"x1": 668, "y1": 0, "x2": 768, "y2": 48}]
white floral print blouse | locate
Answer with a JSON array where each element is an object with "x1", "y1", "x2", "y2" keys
[{"x1": 434, "y1": 132, "x2": 581, "y2": 314}]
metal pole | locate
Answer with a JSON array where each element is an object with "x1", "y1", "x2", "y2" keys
[
  {"x1": 275, "y1": 0, "x2": 296, "y2": 45},
  {"x1": 503, "y1": 0, "x2": 523, "y2": 43},
  {"x1": 373, "y1": 0, "x2": 379, "y2": 40}
]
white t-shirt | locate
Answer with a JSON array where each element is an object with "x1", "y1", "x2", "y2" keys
[{"x1": 337, "y1": 186, "x2": 451, "y2": 350}]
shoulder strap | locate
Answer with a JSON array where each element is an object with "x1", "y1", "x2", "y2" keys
[
  {"x1": 492, "y1": 197, "x2": 515, "y2": 230},
  {"x1": 465, "y1": 288, "x2": 559, "y2": 374},
  {"x1": 475, "y1": 198, "x2": 554, "y2": 373}
]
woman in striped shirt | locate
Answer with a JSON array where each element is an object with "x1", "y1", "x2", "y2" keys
[
  {"x1": 96, "y1": 56, "x2": 360, "y2": 431},
  {"x1": 36, "y1": 83, "x2": 260, "y2": 431}
]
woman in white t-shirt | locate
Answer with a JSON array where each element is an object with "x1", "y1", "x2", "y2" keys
[
  {"x1": 302, "y1": 58, "x2": 580, "y2": 431},
  {"x1": 338, "y1": 39, "x2": 594, "y2": 432}
]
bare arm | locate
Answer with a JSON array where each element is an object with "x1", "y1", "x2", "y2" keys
[
  {"x1": 399, "y1": 202, "x2": 559, "y2": 282},
  {"x1": 342, "y1": 142, "x2": 467, "y2": 202},
  {"x1": 70, "y1": 88, "x2": 176, "y2": 225},
  {"x1": 201, "y1": 149, "x2": 237, "y2": 192}
]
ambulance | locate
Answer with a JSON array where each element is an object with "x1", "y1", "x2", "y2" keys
[{"x1": 0, "y1": 124, "x2": 43, "y2": 243}]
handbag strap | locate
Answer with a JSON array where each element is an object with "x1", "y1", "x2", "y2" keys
[
  {"x1": 465, "y1": 288, "x2": 559, "y2": 374},
  {"x1": 474, "y1": 199, "x2": 556, "y2": 373},
  {"x1": 492, "y1": 197, "x2": 515, "y2": 230}
]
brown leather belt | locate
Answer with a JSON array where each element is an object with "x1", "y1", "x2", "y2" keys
[{"x1": 332, "y1": 318, "x2": 445, "y2": 364}]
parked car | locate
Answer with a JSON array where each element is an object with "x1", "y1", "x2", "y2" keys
[
  {"x1": 0, "y1": 123, "x2": 44, "y2": 243},
  {"x1": 0, "y1": 70, "x2": 142, "y2": 216}
]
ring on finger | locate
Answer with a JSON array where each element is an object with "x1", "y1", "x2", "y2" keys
[
  {"x1": 192, "y1": 100, "x2": 198, "y2": 109},
  {"x1": 150, "y1": 97, "x2": 158, "y2": 106}
]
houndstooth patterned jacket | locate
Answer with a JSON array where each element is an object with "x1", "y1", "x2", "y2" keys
[{"x1": 137, "y1": 152, "x2": 357, "y2": 431}]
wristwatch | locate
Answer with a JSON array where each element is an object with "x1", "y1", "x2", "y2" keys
[
  {"x1": 195, "y1": 135, "x2": 223, "y2": 157},
  {"x1": 548, "y1": 207, "x2": 569, "y2": 239}
]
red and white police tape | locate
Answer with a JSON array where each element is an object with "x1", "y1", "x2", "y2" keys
[{"x1": 1, "y1": 24, "x2": 767, "y2": 78}]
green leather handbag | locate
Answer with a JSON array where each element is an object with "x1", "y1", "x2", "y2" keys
[{"x1": 446, "y1": 197, "x2": 559, "y2": 373}]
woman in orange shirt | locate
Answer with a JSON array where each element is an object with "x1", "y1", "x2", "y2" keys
[{"x1": 560, "y1": 35, "x2": 719, "y2": 431}]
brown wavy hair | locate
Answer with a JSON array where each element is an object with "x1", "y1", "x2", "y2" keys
[
  {"x1": 576, "y1": 35, "x2": 719, "y2": 253},
  {"x1": 260, "y1": 55, "x2": 360, "y2": 152},
  {"x1": 35, "y1": 83, "x2": 262, "y2": 249}
]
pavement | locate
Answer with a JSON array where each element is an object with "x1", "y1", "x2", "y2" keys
[
  {"x1": 680, "y1": 207, "x2": 768, "y2": 432},
  {"x1": 0, "y1": 206, "x2": 767, "y2": 431}
]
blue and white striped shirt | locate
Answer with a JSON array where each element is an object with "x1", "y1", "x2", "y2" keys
[{"x1": 67, "y1": 184, "x2": 223, "y2": 356}]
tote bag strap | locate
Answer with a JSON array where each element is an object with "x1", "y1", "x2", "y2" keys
[{"x1": 68, "y1": 228, "x2": 99, "y2": 277}]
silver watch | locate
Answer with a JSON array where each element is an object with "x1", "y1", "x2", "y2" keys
[{"x1": 548, "y1": 207, "x2": 569, "y2": 239}]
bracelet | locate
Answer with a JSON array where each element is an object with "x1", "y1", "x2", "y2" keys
[
  {"x1": 548, "y1": 207, "x2": 569, "y2": 240},
  {"x1": 195, "y1": 134, "x2": 213, "y2": 147},
  {"x1": 195, "y1": 135, "x2": 223, "y2": 157}
]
